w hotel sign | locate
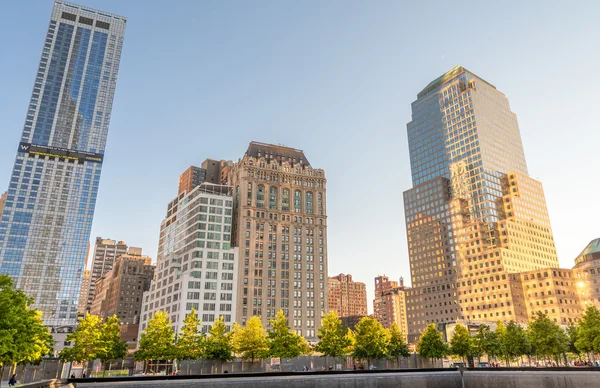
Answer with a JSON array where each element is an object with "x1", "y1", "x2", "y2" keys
[{"x1": 18, "y1": 142, "x2": 104, "y2": 164}]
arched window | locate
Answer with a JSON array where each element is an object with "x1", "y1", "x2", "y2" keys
[
  {"x1": 282, "y1": 189, "x2": 290, "y2": 211},
  {"x1": 257, "y1": 185, "x2": 265, "y2": 208},
  {"x1": 269, "y1": 186, "x2": 278, "y2": 210},
  {"x1": 294, "y1": 190, "x2": 302, "y2": 213},
  {"x1": 305, "y1": 192, "x2": 313, "y2": 214}
]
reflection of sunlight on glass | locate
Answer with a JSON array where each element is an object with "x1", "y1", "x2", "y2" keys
[{"x1": 577, "y1": 281, "x2": 585, "y2": 288}]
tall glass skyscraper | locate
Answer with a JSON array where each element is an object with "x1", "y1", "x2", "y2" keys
[
  {"x1": 403, "y1": 67, "x2": 559, "y2": 342},
  {"x1": 0, "y1": 1, "x2": 126, "y2": 335}
]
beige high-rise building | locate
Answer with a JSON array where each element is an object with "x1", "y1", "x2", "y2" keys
[
  {"x1": 373, "y1": 276, "x2": 409, "y2": 341},
  {"x1": 83, "y1": 238, "x2": 129, "y2": 313},
  {"x1": 328, "y1": 274, "x2": 367, "y2": 329},
  {"x1": 403, "y1": 67, "x2": 560, "y2": 343},
  {"x1": 77, "y1": 270, "x2": 91, "y2": 316},
  {"x1": 91, "y1": 251, "x2": 154, "y2": 352},
  {"x1": 90, "y1": 250, "x2": 153, "y2": 322},
  {"x1": 228, "y1": 141, "x2": 328, "y2": 341}
]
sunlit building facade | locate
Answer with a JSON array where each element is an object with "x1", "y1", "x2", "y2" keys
[
  {"x1": 0, "y1": 1, "x2": 126, "y2": 348},
  {"x1": 573, "y1": 238, "x2": 600, "y2": 309},
  {"x1": 328, "y1": 273, "x2": 367, "y2": 329},
  {"x1": 403, "y1": 66, "x2": 559, "y2": 342},
  {"x1": 373, "y1": 275, "x2": 409, "y2": 341},
  {"x1": 228, "y1": 142, "x2": 328, "y2": 342},
  {"x1": 520, "y1": 268, "x2": 582, "y2": 324}
]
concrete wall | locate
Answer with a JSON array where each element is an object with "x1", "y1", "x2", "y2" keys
[
  {"x1": 73, "y1": 369, "x2": 600, "y2": 388},
  {"x1": 75, "y1": 371, "x2": 462, "y2": 388},
  {"x1": 463, "y1": 370, "x2": 600, "y2": 388}
]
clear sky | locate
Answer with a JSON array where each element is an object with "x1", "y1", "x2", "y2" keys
[{"x1": 1, "y1": 0, "x2": 599, "y2": 313}]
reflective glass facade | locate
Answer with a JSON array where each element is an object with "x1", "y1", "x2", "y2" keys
[
  {"x1": 0, "y1": 1, "x2": 126, "y2": 329},
  {"x1": 403, "y1": 67, "x2": 559, "y2": 342}
]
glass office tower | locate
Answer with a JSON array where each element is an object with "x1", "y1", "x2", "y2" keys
[
  {"x1": 0, "y1": 1, "x2": 126, "y2": 335},
  {"x1": 403, "y1": 67, "x2": 559, "y2": 342}
]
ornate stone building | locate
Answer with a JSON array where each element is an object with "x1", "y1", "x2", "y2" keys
[{"x1": 228, "y1": 142, "x2": 328, "y2": 341}]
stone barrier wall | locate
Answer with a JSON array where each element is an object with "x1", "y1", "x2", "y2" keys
[{"x1": 463, "y1": 370, "x2": 600, "y2": 388}]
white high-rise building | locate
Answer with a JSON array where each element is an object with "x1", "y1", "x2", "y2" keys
[{"x1": 141, "y1": 183, "x2": 238, "y2": 335}]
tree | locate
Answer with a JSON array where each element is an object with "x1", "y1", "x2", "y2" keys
[
  {"x1": 10, "y1": 309, "x2": 53, "y2": 380},
  {"x1": 417, "y1": 324, "x2": 448, "y2": 365},
  {"x1": 473, "y1": 325, "x2": 501, "y2": 363},
  {"x1": 386, "y1": 323, "x2": 409, "y2": 367},
  {"x1": 268, "y1": 310, "x2": 310, "y2": 359},
  {"x1": 97, "y1": 315, "x2": 128, "y2": 374},
  {"x1": 204, "y1": 316, "x2": 234, "y2": 373},
  {"x1": 231, "y1": 316, "x2": 269, "y2": 363},
  {"x1": 135, "y1": 311, "x2": 175, "y2": 372},
  {"x1": 0, "y1": 275, "x2": 53, "y2": 379},
  {"x1": 500, "y1": 320, "x2": 529, "y2": 366},
  {"x1": 351, "y1": 317, "x2": 389, "y2": 365},
  {"x1": 527, "y1": 312, "x2": 568, "y2": 364},
  {"x1": 566, "y1": 321, "x2": 582, "y2": 359},
  {"x1": 575, "y1": 306, "x2": 600, "y2": 358},
  {"x1": 176, "y1": 309, "x2": 204, "y2": 362},
  {"x1": 315, "y1": 312, "x2": 352, "y2": 363},
  {"x1": 60, "y1": 313, "x2": 103, "y2": 364},
  {"x1": 449, "y1": 324, "x2": 473, "y2": 364}
]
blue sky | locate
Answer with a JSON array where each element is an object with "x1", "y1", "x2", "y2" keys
[{"x1": 1, "y1": 0, "x2": 598, "y2": 311}]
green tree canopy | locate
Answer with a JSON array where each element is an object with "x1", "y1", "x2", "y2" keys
[
  {"x1": 267, "y1": 310, "x2": 310, "y2": 359},
  {"x1": 176, "y1": 309, "x2": 204, "y2": 361},
  {"x1": 315, "y1": 312, "x2": 351, "y2": 360},
  {"x1": 575, "y1": 306, "x2": 600, "y2": 356},
  {"x1": 232, "y1": 316, "x2": 269, "y2": 362},
  {"x1": 449, "y1": 324, "x2": 473, "y2": 364},
  {"x1": 500, "y1": 320, "x2": 530, "y2": 365},
  {"x1": 134, "y1": 311, "x2": 175, "y2": 362},
  {"x1": 351, "y1": 317, "x2": 389, "y2": 364},
  {"x1": 417, "y1": 324, "x2": 448, "y2": 363},
  {"x1": 60, "y1": 313, "x2": 103, "y2": 363},
  {"x1": 566, "y1": 321, "x2": 581, "y2": 357},
  {"x1": 97, "y1": 315, "x2": 128, "y2": 369},
  {"x1": 203, "y1": 316, "x2": 234, "y2": 363},
  {"x1": 386, "y1": 322, "x2": 409, "y2": 362},
  {"x1": 526, "y1": 312, "x2": 568, "y2": 362},
  {"x1": 0, "y1": 275, "x2": 53, "y2": 373},
  {"x1": 473, "y1": 324, "x2": 501, "y2": 361}
]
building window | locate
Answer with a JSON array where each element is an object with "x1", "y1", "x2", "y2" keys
[
  {"x1": 282, "y1": 189, "x2": 290, "y2": 211},
  {"x1": 305, "y1": 192, "x2": 313, "y2": 214},
  {"x1": 294, "y1": 190, "x2": 302, "y2": 213},
  {"x1": 269, "y1": 186, "x2": 278, "y2": 210},
  {"x1": 257, "y1": 185, "x2": 265, "y2": 208}
]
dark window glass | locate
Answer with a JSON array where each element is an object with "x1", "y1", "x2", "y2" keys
[
  {"x1": 79, "y1": 16, "x2": 94, "y2": 26},
  {"x1": 96, "y1": 21, "x2": 110, "y2": 30},
  {"x1": 61, "y1": 12, "x2": 77, "y2": 21}
]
